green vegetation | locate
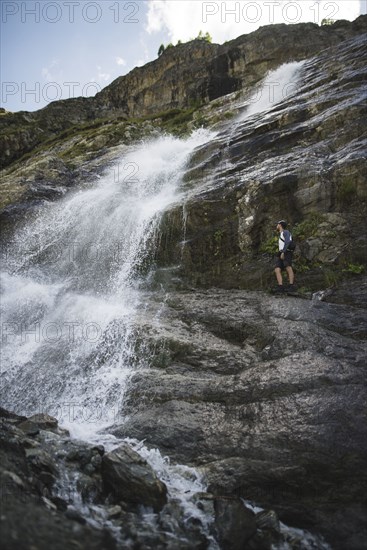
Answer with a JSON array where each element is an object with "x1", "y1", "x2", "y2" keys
[
  {"x1": 342, "y1": 263, "x2": 365, "y2": 275},
  {"x1": 321, "y1": 18, "x2": 336, "y2": 26},
  {"x1": 323, "y1": 266, "x2": 342, "y2": 287},
  {"x1": 337, "y1": 177, "x2": 356, "y2": 205},
  {"x1": 196, "y1": 30, "x2": 212, "y2": 43},
  {"x1": 292, "y1": 212, "x2": 325, "y2": 239},
  {"x1": 260, "y1": 235, "x2": 278, "y2": 255},
  {"x1": 158, "y1": 30, "x2": 212, "y2": 56}
]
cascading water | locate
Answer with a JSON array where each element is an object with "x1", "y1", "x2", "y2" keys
[
  {"x1": 238, "y1": 61, "x2": 306, "y2": 120},
  {"x1": 0, "y1": 129, "x2": 213, "y2": 437},
  {"x1": 181, "y1": 61, "x2": 306, "y2": 201},
  {"x1": 1, "y1": 128, "x2": 222, "y2": 547},
  {"x1": 1, "y1": 63, "x2": 306, "y2": 422}
]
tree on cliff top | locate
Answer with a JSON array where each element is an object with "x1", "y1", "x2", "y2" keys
[
  {"x1": 197, "y1": 30, "x2": 212, "y2": 42},
  {"x1": 158, "y1": 31, "x2": 212, "y2": 56},
  {"x1": 321, "y1": 18, "x2": 336, "y2": 25}
]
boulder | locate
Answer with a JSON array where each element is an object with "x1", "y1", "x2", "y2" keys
[
  {"x1": 214, "y1": 497, "x2": 257, "y2": 549},
  {"x1": 18, "y1": 413, "x2": 69, "y2": 437},
  {"x1": 102, "y1": 443, "x2": 168, "y2": 512}
]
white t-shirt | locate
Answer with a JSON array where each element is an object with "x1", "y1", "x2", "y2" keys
[{"x1": 278, "y1": 230, "x2": 292, "y2": 252}]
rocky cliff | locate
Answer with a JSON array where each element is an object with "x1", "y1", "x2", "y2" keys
[{"x1": 0, "y1": 17, "x2": 365, "y2": 171}]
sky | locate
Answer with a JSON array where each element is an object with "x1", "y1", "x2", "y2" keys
[{"x1": 1, "y1": 0, "x2": 366, "y2": 112}]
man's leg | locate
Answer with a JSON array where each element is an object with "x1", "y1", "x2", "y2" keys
[
  {"x1": 286, "y1": 266, "x2": 294, "y2": 284},
  {"x1": 275, "y1": 267, "x2": 283, "y2": 285}
]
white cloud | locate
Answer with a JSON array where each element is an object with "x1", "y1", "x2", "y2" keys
[
  {"x1": 41, "y1": 59, "x2": 62, "y2": 82},
  {"x1": 145, "y1": 0, "x2": 363, "y2": 44},
  {"x1": 96, "y1": 66, "x2": 111, "y2": 82},
  {"x1": 116, "y1": 57, "x2": 126, "y2": 66},
  {"x1": 134, "y1": 34, "x2": 151, "y2": 68}
]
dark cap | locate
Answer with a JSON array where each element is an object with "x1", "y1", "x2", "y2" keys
[{"x1": 277, "y1": 220, "x2": 287, "y2": 228}]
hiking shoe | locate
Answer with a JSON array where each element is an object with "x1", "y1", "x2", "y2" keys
[{"x1": 272, "y1": 285, "x2": 285, "y2": 294}]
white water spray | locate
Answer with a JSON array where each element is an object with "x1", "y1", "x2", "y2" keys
[
  {"x1": 0, "y1": 129, "x2": 212, "y2": 437},
  {"x1": 238, "y1": 61, "x2": 305, "y2": 120}
]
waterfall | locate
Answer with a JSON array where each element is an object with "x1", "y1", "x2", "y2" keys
[
  {"x1": 1, "y1": 127, "x2": 223, "y2": 547},
  {"x1": 0, "y1": 129, "x2": 212, "y2": 437},
  {"x1": 1, "y1": 66, "x2": 332, "y2": 549},
  {"x1": 238, "y1": 61, "x2": 305, "y2": 120}
]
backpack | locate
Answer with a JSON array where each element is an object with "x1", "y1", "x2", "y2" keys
[{"x1": 288, "y1": 237, "x2": 296, "y2": 252}]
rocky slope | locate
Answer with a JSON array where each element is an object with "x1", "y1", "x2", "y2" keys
[
  {"x1": 1, "y1": 278, "x2": 366, "y2": 549},
  {"x1": 111, "y1": 280, "x2": 367, "y2": 549},
  {"x1": 1, "y1": 407, "x2": 332, "y2": 549}
]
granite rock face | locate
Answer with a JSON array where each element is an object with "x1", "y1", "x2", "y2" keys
[{"x1": 111, "y1": 284, "x2": 367, "y2": 550}]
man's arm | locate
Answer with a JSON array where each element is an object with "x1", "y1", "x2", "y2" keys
[{"x1": 281, "y1": 230, "x2": 292, "y2": 253}]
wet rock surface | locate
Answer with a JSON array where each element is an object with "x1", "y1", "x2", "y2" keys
[
  {"x1": 0, "y1": 406, "x2": 317, "y2": 549},
  {"x1": 1, "y1": 16, "x2": 367, "y2": 550},
  {"x1": 111, "y1": 284, "x2": 367, "y2": 549},
  {"x1": 102, "y1": 443, "x2": 168, "y2": 511},
  {"x1": 1, "y1": 27, "x2": 366, "y2": 294},
  {"x1": 0, "y1": 410, "x2": 116, "y2": 550},
  {"x1": 156, "y1": 33, "x2": 367, "y2": 290}
]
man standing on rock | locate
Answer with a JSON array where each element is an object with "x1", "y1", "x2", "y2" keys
[{"x1": 273, "y1": 220, "x2": 295, "y2": 294}]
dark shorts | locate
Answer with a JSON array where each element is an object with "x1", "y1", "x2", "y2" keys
[{"x1": 275, "y1": 251, "x2": 293, "y2": 269}]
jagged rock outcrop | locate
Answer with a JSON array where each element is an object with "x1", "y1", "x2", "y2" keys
[
  {"x1": 1, "y1": 407, "x2": 319, "y2": 549},
  {"x1": 102, "y1": 444, "x2": 168, "y2": 511},
  {"x1": 111, "y1": 282, "x2": 367, "y2": 550},
  {"x1": 1, "y1": 17, "x2": 366, "y2": 171}
]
